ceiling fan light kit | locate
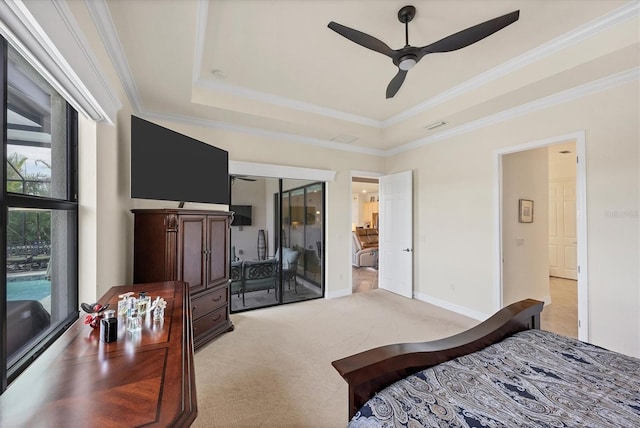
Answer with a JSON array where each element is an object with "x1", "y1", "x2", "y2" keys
[{"x1": 328, "y1": 5, "x2": 520, "y2": 99}]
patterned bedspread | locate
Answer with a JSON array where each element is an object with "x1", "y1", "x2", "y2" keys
[{"x1": 349, "y1": 330, "x2": 640, "y2": 427}]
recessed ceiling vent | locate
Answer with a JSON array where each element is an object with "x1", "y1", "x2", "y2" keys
[
  {"x1": 331, "y1": 134, "x2": 359, "y2": 144},
  {"x1": 424, "y1": 121, "x2": 448, "y2": 130}
]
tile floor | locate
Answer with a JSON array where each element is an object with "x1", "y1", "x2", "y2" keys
[
  {"x1": 541, "y1": 276, "x2": 578, "y2": 338},
  {"x1": 352, "y1": 266, "x2": 378, "y2": 292}
]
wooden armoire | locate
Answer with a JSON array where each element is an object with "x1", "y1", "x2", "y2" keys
[{"x1": 131, "y1": 209, "x2": 233, "y2": 349}]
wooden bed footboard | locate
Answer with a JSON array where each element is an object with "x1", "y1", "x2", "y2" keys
[{"x1": 332, "y1": 298, "x2": 544, "y2": 419}]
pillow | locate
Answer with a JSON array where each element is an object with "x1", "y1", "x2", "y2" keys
[{"x1": 275, "y1": 247, "x2": 299, "y2": 269}]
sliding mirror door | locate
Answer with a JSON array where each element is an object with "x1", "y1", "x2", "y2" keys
[
  {"x1": 229, "y1": 176, "x2": 324, "y2": 313},
  {"x1": 229, "y1": 176, "x2": 280, "y2": 312},
  {"x1": 279, "y1": 180, "x2": 324, "y2": 303}
]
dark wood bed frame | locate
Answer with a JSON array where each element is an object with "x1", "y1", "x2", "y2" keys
[{"x1": 332, "y1": 298, "x2": 544, "y2": 419}]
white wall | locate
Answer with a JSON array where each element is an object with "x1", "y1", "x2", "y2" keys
[
  {"x1": 502, "y1": 147, "x2": 550, "y2": 306},
  {"x1": 78, "y1": 116, "x2": 98, "y2": 305},
  {"x1": 385, "y1": 80, "x2": 639, "y2": 357}
]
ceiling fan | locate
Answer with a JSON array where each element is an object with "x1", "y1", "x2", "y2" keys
[
  {"x1": 231, "y1": 175, "x2": 257, "y2": 183},
  {"x1": 328, "y1": 6, "x2": 520, "y2": 98}
]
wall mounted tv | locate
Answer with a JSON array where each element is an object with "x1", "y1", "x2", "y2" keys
[
  {"x1": 230, "y1": 205, "x2": 252, "y2": 226},
  {"x1": 131, "y1": 116, "x2": 229, "y2": 205}
]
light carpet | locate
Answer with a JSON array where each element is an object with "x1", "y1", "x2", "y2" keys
[{"x1": 193, "y1": 289, "x2": 477, "y2": 427}]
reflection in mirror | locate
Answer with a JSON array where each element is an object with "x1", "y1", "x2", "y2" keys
[{"x1": 229, "y1": 176, "x2": 324, "y2": 313}]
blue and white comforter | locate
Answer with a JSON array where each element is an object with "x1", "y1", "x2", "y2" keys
[{"x1": 350, "y1": 330, "x2": 640, "y2": 427}]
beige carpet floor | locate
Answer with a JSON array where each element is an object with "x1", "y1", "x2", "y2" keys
[{"x1": 193, "y1": 289, "x2": 477, "y2": 427}]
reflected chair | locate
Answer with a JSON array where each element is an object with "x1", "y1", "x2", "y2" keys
[
  {"x1": 229, "y1": 260, "x2": 243, "y2": 302},
  {"x1": 241, "y1": 259, "x2": 278, "y2": 305}
]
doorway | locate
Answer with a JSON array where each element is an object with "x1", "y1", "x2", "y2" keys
[
  {"x1": 499, "y1": 132, "x2": 588, "y2": 341},
  {"x1": 351, "y1": 176, "x2": 380, "y2": 293}
]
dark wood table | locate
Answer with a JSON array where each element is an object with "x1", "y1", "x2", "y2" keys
[{"x1": 0, "y1": 281, "x2": 197, "y2": 427}]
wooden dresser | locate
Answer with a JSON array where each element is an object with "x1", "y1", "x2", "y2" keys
[
  {"x1": 132, "y1": 209, "x2": 233, "y2": 349},
  {"x1": 0, "y1": 281, "x2": 197, "y2": 426}
]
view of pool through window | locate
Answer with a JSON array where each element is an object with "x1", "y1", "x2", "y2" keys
[{"x1": 7, "y1": 276, "x2": 51, "y2": 303}]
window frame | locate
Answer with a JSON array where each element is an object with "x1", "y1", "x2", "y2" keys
[{"x1": 0, "y1": 38, "x2": 79, "y2": 394}]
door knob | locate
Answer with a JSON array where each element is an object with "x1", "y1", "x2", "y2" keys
[{"x1": 402, "y1": 248, "x2": 412, "y2": 252}]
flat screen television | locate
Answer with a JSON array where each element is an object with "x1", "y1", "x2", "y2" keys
[
  {"x1": 230, "y1": 205, "x2": 252, "y2": 226},
  {"x1": 131, "y1": 116, "x2": 229, "y2": 205}
]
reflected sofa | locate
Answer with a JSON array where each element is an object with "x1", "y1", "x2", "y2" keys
[{"x1": 352, "y1": 228, "x2": 378, "y2": 268}]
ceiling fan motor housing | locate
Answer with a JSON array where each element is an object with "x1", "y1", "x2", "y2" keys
[{"x1": 398, "y1": 5, "x2": 416, "y2": 23}]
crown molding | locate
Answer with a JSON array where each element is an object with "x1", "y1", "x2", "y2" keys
[
  {"x1": 385, "y1": 67, "x2": 640, "y2": 156},
  {"x1": 85, "y1": 0, "x2": 143, "y2": 113},
  {"x1": 189, "y1": 1, "x2": 639, "y2": 130},
  {"x1": 142, "y1": 66, "x2": 639, "y2": 159},
  {"x1": 193, "y1": 78, "x2": 382, "y2": 128},
  {"x1": 192, "y1": 0, "x2": 208, "y2": 83},
  {"x1": 383, "y1": 0, "x2": 640, "y2": 127},
  {"x1": 0, "y1": 0, "x2": 119, "y2": 123},
  {"x1": 140, "y1": 109, "x2": 387, "y2": 157}
]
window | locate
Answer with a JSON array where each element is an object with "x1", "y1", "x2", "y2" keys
[{"x1": 1, "y1": 39, "x2": 78, "y2": 393}]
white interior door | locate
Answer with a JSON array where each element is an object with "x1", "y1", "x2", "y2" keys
[
  {"x1": 379, "y1": 170, "x2": 413, "y2": 298},
  {"x1": 549, "y1": 178, "x2": 577, "y2": 280}
]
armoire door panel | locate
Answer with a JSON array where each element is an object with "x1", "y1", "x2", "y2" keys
[
  {"x1": 179, "y1": 216, "x2": 206, "y2": 294},
  {"x1": 207, "y1": 216, "x2": 229, "y2": 289}
]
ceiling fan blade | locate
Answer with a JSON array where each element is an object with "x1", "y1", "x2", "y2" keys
[
  {"x1": 328, "y1": 21, "x2": 395, "y2": 58},
  {"x1": 421, "y1": 10, "x2": 519, "y2": 54},
  {"x1": 386, "y1": 69, "x2": 408, "y2": 99}
]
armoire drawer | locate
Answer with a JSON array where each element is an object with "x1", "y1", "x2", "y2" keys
[
  {"x1": 192, "y1": 306, "x2": 228, "y2": 339},
  {"x1": 191, "y1": 286, "x2": 228, "y2": 320}
]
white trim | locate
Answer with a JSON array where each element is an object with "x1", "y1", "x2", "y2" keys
[
  {"x1": 495, "y1": 131, "x2": 589, "y2": 341},
  {"x1": 192, "y1": 0, "x2": 208, "y2": 83},
  {"x1": 229, "y1": 160, "x2": 336, "y2": 182},
  {"x1": 384, "y1": 0, "x2": 640, "y2": 127},
  {"x1": 85, "y1": 0, "x2": 144, "y2": 113},
  {"x1": 135, "y1": 65, "x2": 635, "y2": 159},
  {"x1": 141, "y1": 110, "x2": 386, "y2": 156},
  {"x1": 414, "y1": 292, "x2": 490, "y2": 321},
  {"x1": 350, "y1": 170, "x2": 384, "y2": 178},
  {"x1": 575, "y1": 134, "x2": 589, "y2": 342},
  {"x1": 51, "y1": 0, "x2": 121, "y2": 121},
  {"x1": 387, "y1": 67, "x2": 640, "y2": 156},
  {"x1": 194, "y1": 79, "x2": 382, "y2": 128},
  {"x1": 0, "y1": 0, "x2": 117, "y2": 122},
  {"x1": 325, "y1": 288, "x2": 352, "y2": 299}
]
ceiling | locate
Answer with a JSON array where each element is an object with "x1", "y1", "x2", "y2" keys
[{"x1": 85, "y1": 0, "x2": 638, "y2": 155}]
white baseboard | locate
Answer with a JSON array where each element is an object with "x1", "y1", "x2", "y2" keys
[
  {"x1": 414, "y1": 292, "x2": 490, "y2": 321},
  {"x1": 326, "y1": 288, "x2": 352, "y2": 299}
]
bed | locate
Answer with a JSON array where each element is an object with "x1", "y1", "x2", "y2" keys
[{"x1": 332, "y1": 299, "x2": 640, "y2": 427}]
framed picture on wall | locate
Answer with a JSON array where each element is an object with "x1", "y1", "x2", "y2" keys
[{"x1": 519, "y1": 199, "x2": 534, "y2": 223}]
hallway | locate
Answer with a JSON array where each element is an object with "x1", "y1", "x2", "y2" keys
[
  {"x1": 541, "y1": 276, "x2": 578, "y2": 338},
  {"x1": 352, "y1": 267, "x2": 378, "y2": 293}
]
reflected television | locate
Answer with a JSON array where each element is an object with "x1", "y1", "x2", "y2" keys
[{"x1": 230, "y1": 205, "x2": 252, "y2": 226}]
